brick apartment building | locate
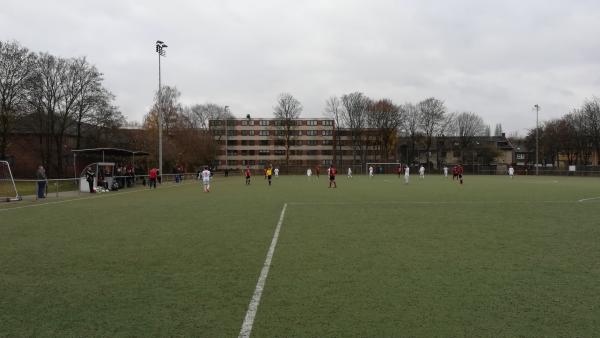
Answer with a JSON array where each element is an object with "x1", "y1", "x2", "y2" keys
[{"x1": 209, "y1": 118, "x2": 335, "y2": 171}]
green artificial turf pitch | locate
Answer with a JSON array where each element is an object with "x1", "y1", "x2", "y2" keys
[{"x1": 1, "y1": 175, "x2": 599, "y2": 336}]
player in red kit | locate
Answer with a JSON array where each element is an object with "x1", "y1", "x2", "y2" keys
[
  {"x1": 458, "y1": 164, "x2": 464, "y2": 184},
  {"x1": 244, "y1": 166, "x2": 251, "y2": 185},
  {"x1": 452, "y1": 165, "x2": 459, "y2": 181},
  {"x1": 328, "y1": 165, "x2": 337, "y2": 188}
]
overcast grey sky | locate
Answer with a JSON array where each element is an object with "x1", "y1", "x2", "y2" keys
[{"x1": 2, "y1": 0, "x2": 600, "y2": 134}]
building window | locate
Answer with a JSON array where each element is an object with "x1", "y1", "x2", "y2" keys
[
  {"x1": 259, "y1": 120, "x2": 269, "y2": 126},
  {"x1": 259, "y1": 149, "x2": 270, "y2": 155},
  {"x1": 260, "y1": 130, "x2": 269, "y2": 136},
  {"x1": 323, "y1": 120, "x2": 333, "y2": 126},
  {"x1": 241, "y1": 120, "x2": 248, "y2": 126},
  {"x1": 274, "y1": 150, "x2": 286, "y2": 156},
  {"x1": 306, "y1": 130, "x2": 318, "y2": 136},
  {"x1": 322, "y1": 139, "x2": 333, "y2": 145},
  {"x1": 306, "y1": 150, "x2": 318, "y2": 156},
  {"x1": 516, "y1": 153, "x2": 525, "y2": 160},
  {"x1": 307, "y1": 120, "x2": 318, "y2": 126},
  {"x1": 227, "y1": 130, "x2": 236, "y2": 136},
  {"x1": 260, "y1": 140, "x2": 269, "y2": 146},
  {"x1": 322, "y1": 130, "x2": 333, "y2": 136},
  {"x1": 322, "y1": 159, "x2": 333, "y2": 165},
  {"x1": 306, "y1": 140, "x2": 318, "y2": 146}
]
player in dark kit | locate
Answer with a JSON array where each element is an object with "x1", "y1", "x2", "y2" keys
[
  {"x1": 458, "y1": 164, "x2": 464, "y2": 184},
  {"x1": 244, "y1": 166, "x2": 251, "y2": 185},
  {"x1": 329, "y1": 165, "x2": 337, "y2": 188},
  {"x1": 452, "y1": 165, "x2": 459, "y2": 180}
]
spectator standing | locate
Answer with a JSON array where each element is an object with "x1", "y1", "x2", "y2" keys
[
  {"x1": 149, "y1": 167, "x2": 158, "y2": 189},
  {"x1": 85, "y1": 167, "x2": 95, "y2": 193},
  {"x1": 36, "y1": 165, "x2": 47, "y2": 199}
]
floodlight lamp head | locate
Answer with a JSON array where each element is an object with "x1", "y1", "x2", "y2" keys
[{"x1": 156, "y1": 40, "x2": 164, "y2": 45}]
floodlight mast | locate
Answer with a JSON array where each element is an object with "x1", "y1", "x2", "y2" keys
[
  {"x1": 534, "y1": 104, "x2": 540, "y2": 176},
  {"x1": 156, "y1": 40, "x2": 168, "y2": 180}
]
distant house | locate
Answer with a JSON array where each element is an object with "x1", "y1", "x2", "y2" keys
[{"x1": 407, "y1": 133, "x2": 515, "y2": 173}]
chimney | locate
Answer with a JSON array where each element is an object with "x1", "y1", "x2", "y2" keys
[{"x1": 501, "y1": 132, "x2": 506, "y2": 138}]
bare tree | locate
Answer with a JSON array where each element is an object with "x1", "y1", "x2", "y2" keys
[
  {"x1": 367, "y1": 99, "x2": 401, "y2": 161},
  {"x1": 399, "y1": 102, "x2": 421, "y2": 163},
  {"x1": 454, "y1": 112, "x2": 485, "y2": 162},
  {"x1": 324, "y1": 96, "x2": 342, "y2": 166},
  {"x1": 418, "y1": 97, "x2": 447, "y2": 168},
  {"x1": 494, "y1": 123, "x2": 503, "y2": 136},
  {"x1": 0, "y1": 40, "x2": 37, "y2": 160},
  {"x1": 564, "y1": 109, "x2": 591, "y2": 165},
  {"x1": 28, "y1": 53, "x2": 68, "y2": 176},
  {"x1": 183, "y1": 103, "x2": 230, "y2": 130},
  {"x1": 71, "y1": 58, "x2": 105, "y2": 149},
  {"x1": 582, "y1": 97, "x2": 600, "y2": 165},
  {"x1": 273, "y1": 93, "x2": 302, "y2": 166},
  {"x1": 340, "y1": 92, "x2": 370, "y2": 165}
]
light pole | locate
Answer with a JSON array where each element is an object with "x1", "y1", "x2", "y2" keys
[
  {"x1": 534, "y1": 104, "x2": 540, "y2": 176},
  {"x1": 155, "y1": 40, "x2": 167, "y2": 180},
  {"x1": 224, "y1": 106, "x2": 230, "y2": 168}
]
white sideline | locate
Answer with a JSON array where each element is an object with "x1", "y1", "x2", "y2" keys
[
  {"x1": 578, "y1": 196, "x2": 600, "y2": 202},
  {"x1": 0, "y1": 181, "x2": 196, "y2": 212},
  {"x1": 288, "y1": 200, "x2": 578, "y2": 206},
  {"x1": 239, "y1": 203, "x2": 288, "y2": 338}
]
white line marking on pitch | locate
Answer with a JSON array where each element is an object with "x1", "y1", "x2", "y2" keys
[
  {"x1": 0, "y1": 182, "x2": 195, "y2": 212},
  {"x1": 288, "y1": 200, "x2": 577, "y2": 206},
  {"x1": 239, "y1": 203, "x2": 288, "y2": 338},
  {"x1": 578, "y1": 196, "x2": 600, "y2": 202}
]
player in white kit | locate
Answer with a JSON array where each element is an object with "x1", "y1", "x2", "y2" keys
[
  {"x1": 404, "y1": 165, "x2": 410, "y2": 184},
  {"x1": 347, "y1": 167, "x2": 352, "y2": 178},
  {"x1": 307, "y1": 168, "x2": 312, "y2": 180},
  {"x1": 443, "y1": 166, "x2": 448, "y2": 178},
  {"x1": 419, "y1": 165, "x2": 425, "y2": 179},
  {"x1": 201, "y1": 166, "x2": 211, "y2": 192},
  {"x1": 508, "y1": 166, "x2": 515, "y2": 178},
  {"x1": 369, "y1": 166, "x2": 374, "y2": 178},
  {"x1": 274, "y1": 167, "x2": 279, "y2": 177}
]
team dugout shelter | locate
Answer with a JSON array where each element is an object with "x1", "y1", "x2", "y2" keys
[{"x1": 72, "y1": 148, "x2": 149, "y2": 192}]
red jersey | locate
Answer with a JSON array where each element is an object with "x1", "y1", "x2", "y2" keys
[
  {"x1": 330, "y1": 168, "x2": 337, "y2": 176},
  {"x1": 149, "y1": 168, "x2": 158, "y2": 179},
  {"x1": 452, "y1": 166, "x2": 458, "y2": 175},
  {"x1": 245, "y1": 168, "x2": 251, "y2": 177},
  {"x1": 458, "y1": 166, "x2": 464, "y2": 174}
]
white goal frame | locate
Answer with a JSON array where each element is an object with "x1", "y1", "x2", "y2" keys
[
  {"x1": 0, "y1": 160, "x2": 21, "y2": 202},
  {"x1": 365, "y1": 162, "x2": 402, "y2": 175}
]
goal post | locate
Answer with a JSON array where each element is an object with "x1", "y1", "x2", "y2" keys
[
  {"x1": 365, "y1": 162, "x2": 403, "y2": 175},
  {"x1": 0, "y1": 160, "x2": 21, "y2": 202}
]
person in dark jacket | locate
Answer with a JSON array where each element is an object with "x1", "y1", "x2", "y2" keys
[{"x1": 36, "y1": 165, "x2": 47, "y2": 199}]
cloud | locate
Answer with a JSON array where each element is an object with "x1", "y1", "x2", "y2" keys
[{"x1": 1, "y1": 0, "x2": 599, "y2": 134}]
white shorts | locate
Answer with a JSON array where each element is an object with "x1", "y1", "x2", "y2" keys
[{"x1": 203, "y1": 179, "x2": 210, "y2": 185}]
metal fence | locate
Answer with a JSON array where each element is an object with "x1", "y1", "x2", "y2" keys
[{"x1": 9, "y1": 173, "x2": 201, "y2": 201}]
